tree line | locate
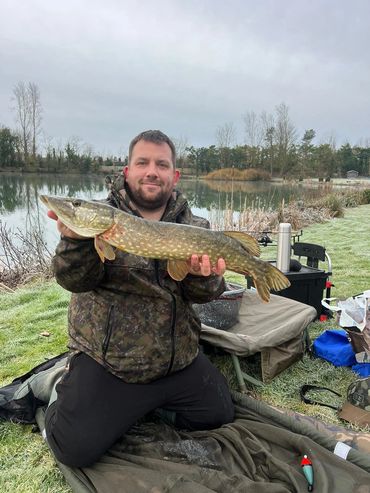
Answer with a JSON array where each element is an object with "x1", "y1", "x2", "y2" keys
[{"x1": 1, "y1": 83, "x2": 369, "y2": 178}]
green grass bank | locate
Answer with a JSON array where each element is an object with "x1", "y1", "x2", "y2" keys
[{"x1": 1, "y1": 204, "x2": 370, "y2": 492}]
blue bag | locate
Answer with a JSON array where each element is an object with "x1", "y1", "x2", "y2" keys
[
  {"x1": 313, "y1": 329, "x2": 357, "y2": 367},
  {"x1": 352, "y1": 363, "x2": 370, "y2": 377}
]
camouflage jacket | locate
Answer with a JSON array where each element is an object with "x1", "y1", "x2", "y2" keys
[{"x1": 52, "y1": 176, "x2": 226, "y2": 383}]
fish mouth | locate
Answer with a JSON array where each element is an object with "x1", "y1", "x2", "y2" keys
[
  {"x1": 40, "y1": 195, "x2": 49, "y2": 206},
  {"x1": 40, "y1": 195, "x2": 116, "y2": 237}
]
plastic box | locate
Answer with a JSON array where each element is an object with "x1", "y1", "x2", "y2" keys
[{"x1": 247, "y1": 263, "x2": 328, "y2": 318}]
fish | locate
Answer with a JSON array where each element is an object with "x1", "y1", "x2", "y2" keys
[{"x1": 40, "y1": 195, "x2": 290, "y2": 302}]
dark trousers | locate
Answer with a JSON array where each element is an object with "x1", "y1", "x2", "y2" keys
[{"x1": 45, "y1": 351, "x2": 234, "y2": 468}]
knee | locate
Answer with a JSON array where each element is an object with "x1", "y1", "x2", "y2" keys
[
  {"x1": 44, "y1": 403, "x2": 105, "y2": 468},
  {"x1": 176, "y1": 400, "x2": 235, "y2": 431},
  {"x1": 206, "y1": 382, "x2": 235, "y2": 429},
  {"x1": 48, "y1": 436, "x2": 103, "y2": 468},
  {"x1": 207, "y1": 401, "x2": 235, "y2": 429}
]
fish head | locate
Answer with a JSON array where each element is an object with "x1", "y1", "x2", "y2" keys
[{"x1": 40, "y1": 195, "x2": 115, "y2": 237}]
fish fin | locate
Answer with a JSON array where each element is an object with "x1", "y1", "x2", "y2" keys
[
  {"x1": 167, "y1": 260, "x2": 189, "y2": 281},
  {"x1": 223, "y1": 231, "x2": 261, "y2": 257},
  {"x1": 250, "y1": 263, "x2": 290, "y2": 302},
  {"x1": 95, "y1": 236, "x2": 116, "y2": 262}
]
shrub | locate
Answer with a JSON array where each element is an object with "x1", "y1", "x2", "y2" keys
[
  {"x1": 311, "y1": 193, "x2": 344, "y2": 218},
  {"x1": 204, "y1": 168, "x2": 271, "y2": 181},
  {"x1": 361, "y1": 188, "x2": 370, "y2": 204},
  {"x1": 341, "y1": 190, "x2": 363, "y2": 208}
]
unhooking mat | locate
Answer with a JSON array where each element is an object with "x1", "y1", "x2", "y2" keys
[
  {"x1": 2, "y1": 355, "x2": 370, "y2": 492},
  {"x1": 35, "y1": 392, "x2": 370, "y2": 493}
]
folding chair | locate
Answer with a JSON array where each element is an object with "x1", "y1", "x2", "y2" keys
[{"x1": 199, "y1": 289, "x2": 317, "y2": 392}]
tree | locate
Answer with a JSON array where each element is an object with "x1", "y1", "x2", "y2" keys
[
  {"x1": 355, "y1": 146, "x2": 370, "y2": 176},
  {"x1": 186, "y1": 146, "x2": 220, "y2": 176},
  {"x1": 28, "y1": 82, "x2": 42, "y2": 158},
  {"x1": 0, "y1": 126, "x2": 19, "y2": 168},
  {"x1": 243, "y1": 111, "x2": 265, "y2": 147},
  {"x1": 215, "y1": 122, "x2": 236, "y2": 148},
  {"x1": 13, "y1": 81, "x2": 31, "y2": 160},
  {"x1": 337, "y1": 143, "x2": 358, "y2": 176},
  {"x1": 171, "y1": 135, "x2": 189, "y2": 170},
  {"x1": 312, "y1": 143, "x2": 337, "y2": 178},
  {"x1": 243, "y1": 111, "x2": 264, "y2": 167},
  {"x1": 264, "y1": 125, "x2": 276, "y2": 175},
  {"x1": 215, "y1": 122, "x2": 236, "y2": 168},
  {"x1": 12, "y1": 81, "x2": 42, "y2": 162},
  {"x1": 299, "y1": 129, "x2": 316, "y2": 177},
  {"x1": 274, "y1": 102, "x2": 298, "y2": 175},
  {"x1": 65, "y1": 142, "x2": 80, "y2": 170}
]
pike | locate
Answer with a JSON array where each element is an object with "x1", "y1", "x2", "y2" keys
[{"x1": 40, "y1": 195, "x2": 290, "y2": 302}]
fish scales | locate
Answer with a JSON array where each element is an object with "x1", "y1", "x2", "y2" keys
[
  {"x1": 111, "y1": 215, "x2": 239, "y2": 261},
  {"x1": 40, "y1": 195, "x2": 290, "y2": 302}
]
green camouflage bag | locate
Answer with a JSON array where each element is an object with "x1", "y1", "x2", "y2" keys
[{"x1": 339, "y1": 377, "x2": 370, "y2": 426}]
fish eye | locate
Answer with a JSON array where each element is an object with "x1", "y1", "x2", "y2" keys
[{"x1": 72, "y1": 200, "x2": 82, "y2": 207}]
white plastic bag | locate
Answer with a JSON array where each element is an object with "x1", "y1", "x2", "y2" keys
[{"x1": 322, "y1": 290, "x2": 370, "y2": 332}]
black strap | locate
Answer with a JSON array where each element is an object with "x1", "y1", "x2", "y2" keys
[{"x1": 299, "y1": 384, "x2": 342, "y2": 411}]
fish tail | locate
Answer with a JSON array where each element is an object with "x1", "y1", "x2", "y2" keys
[{"x1": 249, "y1": 263, "x2": 291, "y2": 302}]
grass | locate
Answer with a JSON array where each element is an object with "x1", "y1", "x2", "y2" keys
[
  {"x1": 1, "y1": 204, "x2": 370, "y2": 492},
  {"x1": 0, "y1": 282, "x2": 70, "y2": 493}
]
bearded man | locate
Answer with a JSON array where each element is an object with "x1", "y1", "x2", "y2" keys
[{"x1": 44, "y1": 130, "x2": 234, "y2": 468}]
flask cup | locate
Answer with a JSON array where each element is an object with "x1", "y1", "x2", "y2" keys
[{"x1": 276, "y1": 223, "x2": 291, "y2": 273}]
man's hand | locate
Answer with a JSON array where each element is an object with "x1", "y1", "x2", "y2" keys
[
  {"x1": 47, "y1": 210, "x2": 85, "y2": 239},
  {"x1": 187, "y1": 254, "x2": 226, "y2": 277}
]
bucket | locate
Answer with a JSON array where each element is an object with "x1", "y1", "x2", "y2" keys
[{"x1": 193, "y1": 282, "x2": 246, "y2": 330}]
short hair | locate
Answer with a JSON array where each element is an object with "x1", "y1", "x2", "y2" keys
[{"x1": 128, "y1": 130, "x2": 176, "y2": 166}]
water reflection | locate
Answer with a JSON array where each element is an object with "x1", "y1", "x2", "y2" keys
[
  {"x1": 179, "y1": 178, "x2": 323, "y2": 212},
  {"x1": 0, "y1": 173, "x2": 106, "y2": 214},
  {"x1": 0, "y1": 173, "x2": 107, "y2": 250},
  {"x1": 0, "y1": 172, "x2": 326, "y2": 250}
]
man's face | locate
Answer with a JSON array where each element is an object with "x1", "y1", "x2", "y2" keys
[{"x1": 125, "y1": 140, "x2": 180, "y2": 210}]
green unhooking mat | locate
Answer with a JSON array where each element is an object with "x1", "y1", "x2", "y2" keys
[
  {"x1": 2, "y1": 355, "x2": 370, "y2": 492},
  {"x1": 35, "y1": 392, "x2": 370, "y2": 493}
]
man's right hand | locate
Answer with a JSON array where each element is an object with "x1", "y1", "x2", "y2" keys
[{"x1": 47, "y1": 210, "x2": 85, "y2": 239}]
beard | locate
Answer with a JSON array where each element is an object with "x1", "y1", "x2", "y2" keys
[{"x1": 126, "y1": 181, "x2": 172, "y2": 211}]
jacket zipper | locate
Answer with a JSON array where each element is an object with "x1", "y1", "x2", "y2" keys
[
  {"x1": 155, "y1": 260, "x2": 177, "y2": 375},
  {"x1": 102, "y1": 304, "x2": 114, "y2": 358}
]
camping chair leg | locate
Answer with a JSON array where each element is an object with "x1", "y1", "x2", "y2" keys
[{"x1": 231, "y1": 354, "x2": 264, "y2": 391}]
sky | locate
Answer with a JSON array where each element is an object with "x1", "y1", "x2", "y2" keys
[{"x1": 1, "y1": 0, "x2": 370, "y2": 157}]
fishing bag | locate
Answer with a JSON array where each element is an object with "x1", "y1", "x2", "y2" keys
[{"x1": 322, "y1": 291, "x2": 370, "y2": 363}]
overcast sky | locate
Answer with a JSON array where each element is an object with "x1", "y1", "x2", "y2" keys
[{"x1": 1, "y1": 0, "x2": 370, "y2": 156}]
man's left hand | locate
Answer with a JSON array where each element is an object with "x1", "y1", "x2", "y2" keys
[{"x1": 188, "y1": 254, "x2": 226, "y2": 277}]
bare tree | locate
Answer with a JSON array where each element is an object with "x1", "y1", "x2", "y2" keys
[
  {"x1": 68, "y1": 135, "x2": 83, "y2": 154},
  {"x1": 13, "y1": 81, "x2": 31, "y2": 160},
  {"x1": 260, "y1": 111, "x2": 275, "y2": 139},
  {"x1": 243, "y1": 111, "x2": 263, "y2": 147},
  {"x1": 12, "y1": 81, "x2": 42, "y2": 161},
  {"x1": 274, "y1": 102, "x2": 297, "y2": 175},
  {"x1": 171, "y1": 134, "x2": 189, "y2": 170},
  {"x1": 259, "y1": 111, "x2": 276, "y2": 175},
  {"x1": 243, "y1": 111, "x2": 267, "y2": 167},
  {"x1": 327, "y1": 132, "x2": 337, "y2": 151},
  {"x1": 28, "y1": 82, "x2": 42, "y2": 158},
  {"x1": 215, "y1": 122, "x2": 236, "y2": 148},
  {"x1": 216, "y1": 122, "x2": 236, "y2": 168}
]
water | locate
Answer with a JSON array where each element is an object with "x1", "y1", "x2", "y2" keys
[{"x1": 0, "y1": 172, "x2": 324, "y2": 251}]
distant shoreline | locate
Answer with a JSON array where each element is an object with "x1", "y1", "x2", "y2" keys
[{"x1": 1, "y1": 168, "x2": 369, "y2": 188}]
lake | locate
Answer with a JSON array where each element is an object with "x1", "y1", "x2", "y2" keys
[{"x1": 0, "y1": 172, "x2": 326, "y2": 251}]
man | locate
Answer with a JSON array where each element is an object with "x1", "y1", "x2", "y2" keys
[{"x1": 45, "y1": 130, "x2": 234, "y2": 468}]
